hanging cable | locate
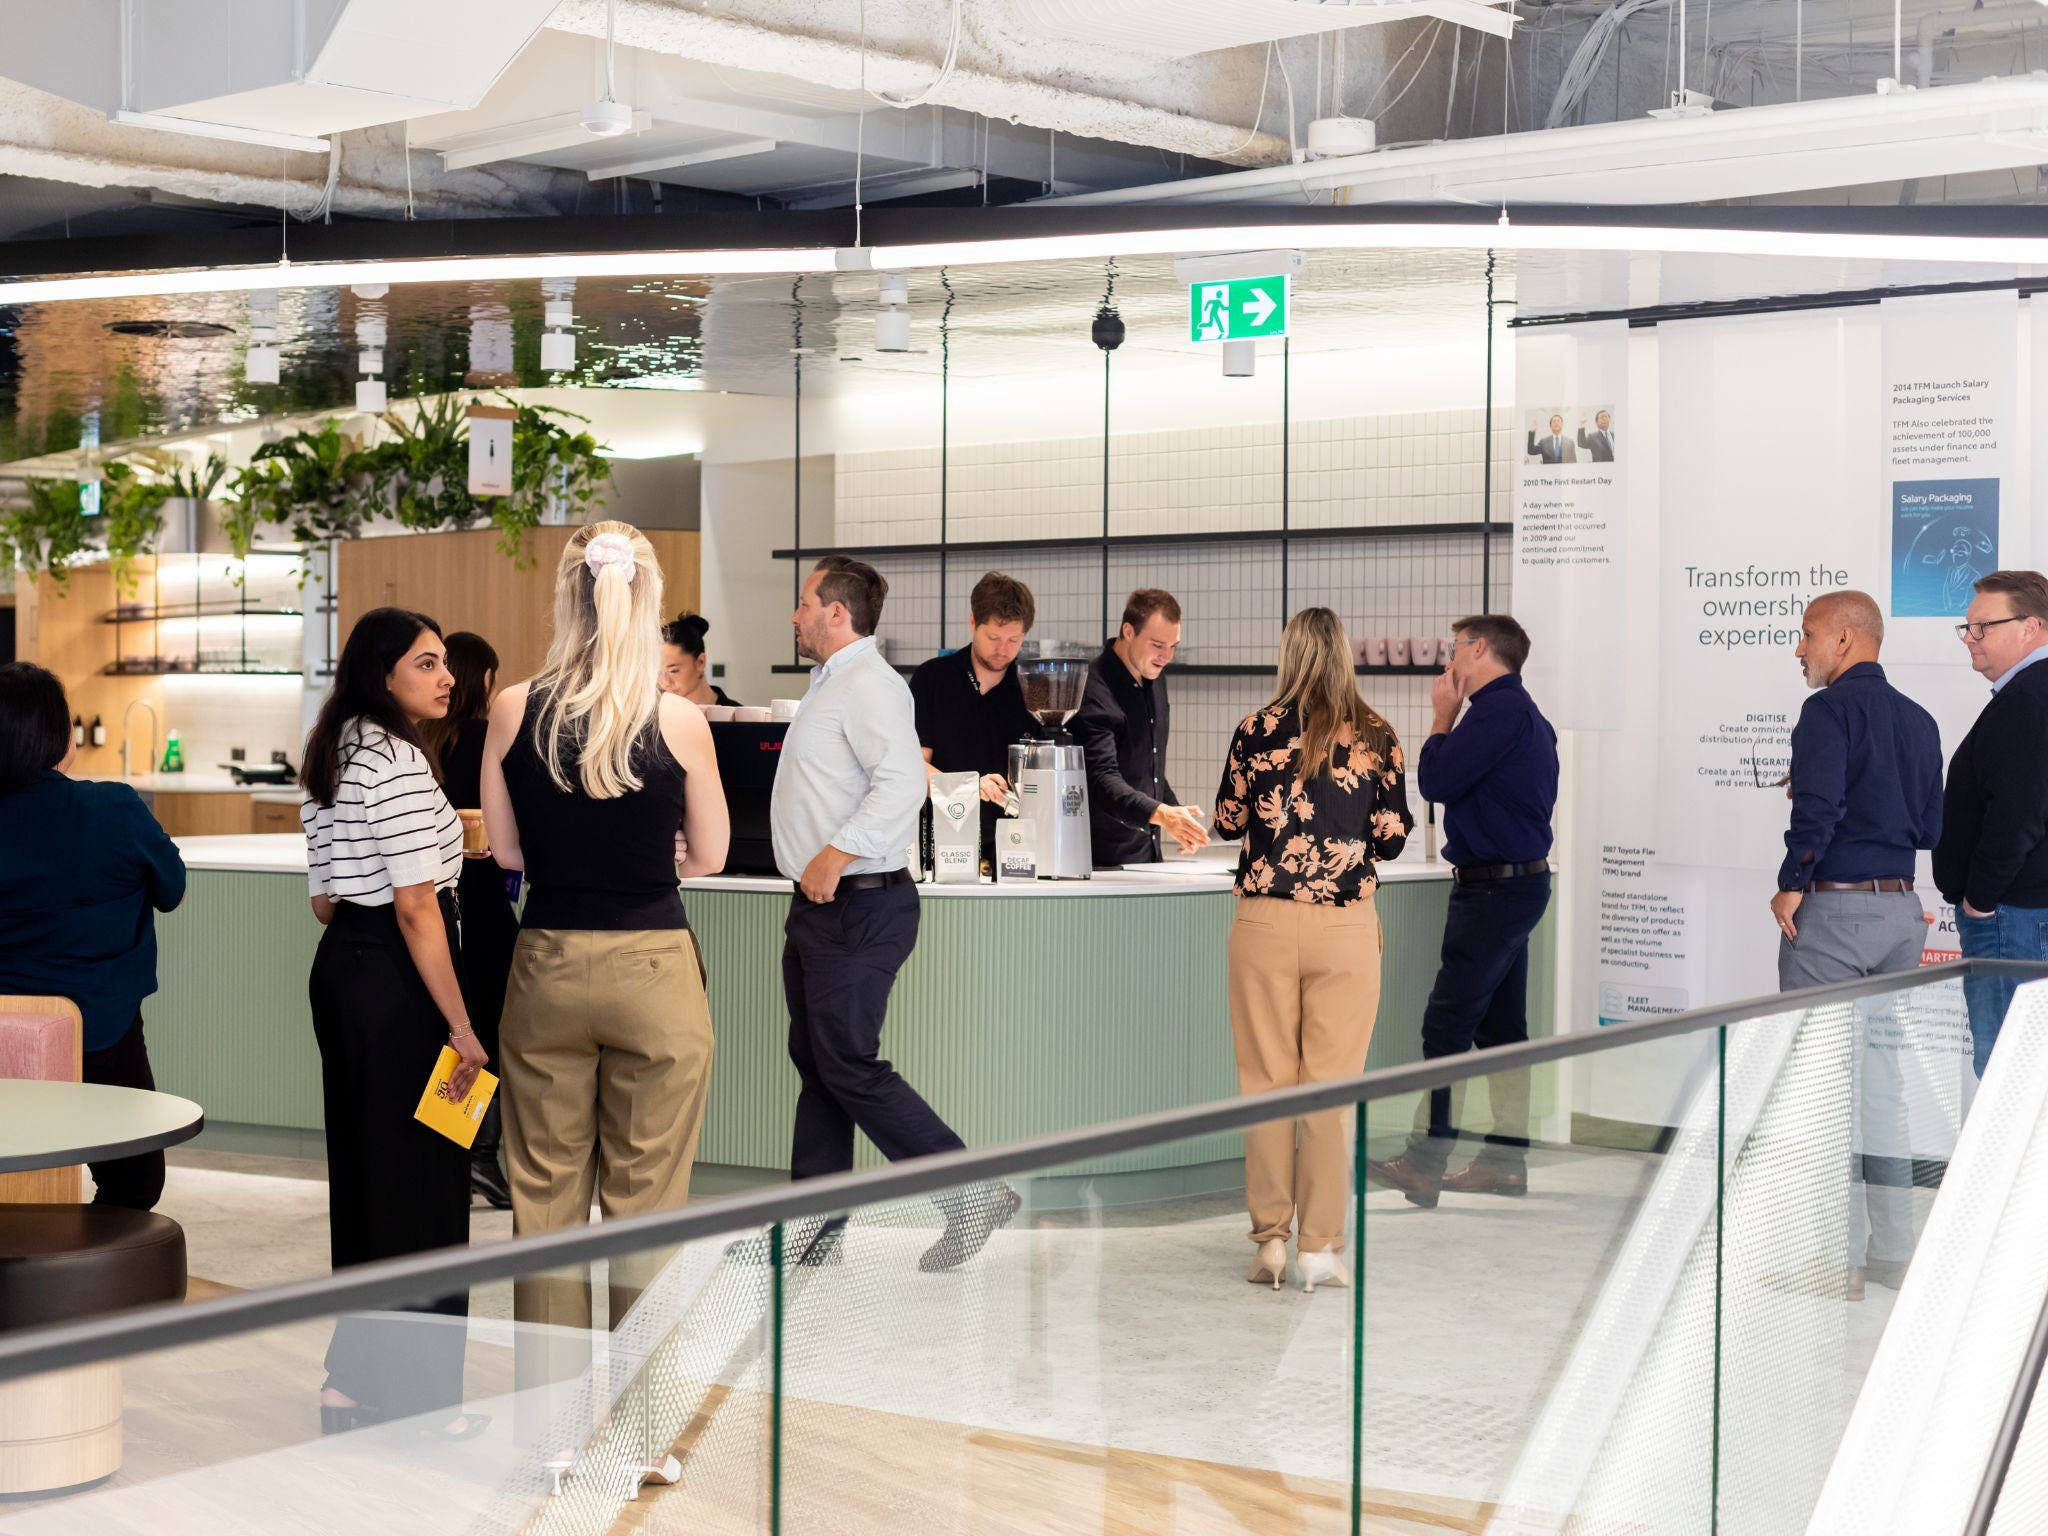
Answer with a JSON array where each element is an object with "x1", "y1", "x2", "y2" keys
[
  {"x1": 1370, "y1": 21, "x2": 1445, "y2": 123},
  {"x1": 1547, "y1": 0, "x2": 1668, "y2": 128},
  {"x1": 1276, "y1": 39, "x2": 1299, "y2": 160},
  {"x1": 604, "y1": 0, "x2": 619, "y2": 102},
  {"x1": 855, "y1": 0, "x2": 869, "y2": 246},
  {"x1": 865, "y1": 0, "x2": 965, "y2": 109},
  {"x1": 402, "y1": 119, "x2": 415, "y2": 221},
  {"x1": 1217, "y1": 42, "x2": 1278, "y2": 159},
  {"x1": 1365, "y1": 20, "x2": 1442, "y2": 118},
  {"x1": 1444, "y1": 26, "x2": 1463, "y2": 138}
]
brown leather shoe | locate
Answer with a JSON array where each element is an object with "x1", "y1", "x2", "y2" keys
[
  {"x1": 1439, "y1": 1161, "x2": 1528, "y2": 1198},
  {"x1": 1365, "y1": 1153, "x2": 1442, "y2": 1209}
]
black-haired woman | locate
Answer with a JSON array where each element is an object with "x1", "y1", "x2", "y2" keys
[
  {"x1": 301, "y1": 607, "x2": 487, "y2": 1439},
  {"x1": 660, "y1": 612, "x2": 739, "y2": 707},
  {"x1": 0, "y1": 662, "x2": 185, "y2": 1211},
  {"x1": 426, "y1": 631, "x2": 517, "y2": 1211}
]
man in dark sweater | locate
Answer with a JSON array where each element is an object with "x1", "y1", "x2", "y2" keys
[
  {"x1": 1069, "y1": 588, "x2": 1208, "y2": 868},
  {"x1": 1368, "y1": 614, "x2": 1558, "y2": 1208},
  {"x1": 1934, "y1": 569, "x2": 2048, "y2": 1077}
]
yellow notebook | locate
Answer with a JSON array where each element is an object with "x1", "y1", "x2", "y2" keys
[{"x1": 414, "y1": 1046, "x2": 499, "y2": 1150}]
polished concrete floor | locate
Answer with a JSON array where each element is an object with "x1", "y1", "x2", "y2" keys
[{"x1": 83, "y1": 1136, "x2": 1924, "y2": 1535}]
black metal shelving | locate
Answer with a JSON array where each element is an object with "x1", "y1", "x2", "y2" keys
[
  {"x1": 106, "y1": 549, "x2": 309, "y2": 679},
  {"x1": 768, "y1": 520, "x2": 1509, "y2": 563}
]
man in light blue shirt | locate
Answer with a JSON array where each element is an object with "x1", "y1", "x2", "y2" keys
[{"x1": 770, "y1": 556, "x2": 1019, "y2": 1271}]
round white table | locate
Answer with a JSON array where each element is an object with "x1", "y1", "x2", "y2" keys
[
  {"x1": 0, "y1": 1081, "x2": 202, "y2": 1496},
  {"x1": 0, "y1": 1081, "x2": 204, "y2": 1173}
]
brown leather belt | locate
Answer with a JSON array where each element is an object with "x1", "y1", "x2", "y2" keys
[{"x1": 1812, "y1": 878, "x2": 1915, "y2": 893}]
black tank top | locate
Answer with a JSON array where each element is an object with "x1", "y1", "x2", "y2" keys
[{"x1": 501, "y1": 691, "x2": 688, "y2": 930}]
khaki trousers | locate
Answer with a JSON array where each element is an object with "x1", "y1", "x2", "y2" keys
[
  {"x1": 500, "y1": 926, "x2": 715, "y2": 1424},
  {"x1": 1227, "y1": 895, "x2": 1382, "y2": 1255}
]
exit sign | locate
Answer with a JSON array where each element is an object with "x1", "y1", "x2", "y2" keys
[{"x1": 1189, "y1": 275, "x2": 1289, "y2": 343}]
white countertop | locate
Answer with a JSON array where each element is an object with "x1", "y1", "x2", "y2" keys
[
  {"x1": 88, "y1": 772, "x2": 294, "y2": 796},
  {"x1": 170, "y1": 834, "x2": 1460, "y2": 891}
]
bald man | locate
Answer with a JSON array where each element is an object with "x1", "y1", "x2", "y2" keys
[
  {"x1": 1773, "y1": 591, "x2": 1943, "y2": 974},
  {"x1": 1773, "y1": 590, "x2": 1944, "y2": 1294}
]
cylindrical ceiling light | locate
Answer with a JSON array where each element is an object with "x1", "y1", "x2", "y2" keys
[
  {"x1": 355, "y1": 311, "x2": 387, "y2": 412},
  {"x1": 1222, "y1": 338, "x2": 1255, "y2": 377},
  {"x1": 876, "y1": 271, "x2": 910, "y2": 352},
  {"x1": 246, "y1": 290, "x2": 280, "y2": 385},
  {"x1": 541, "y1": 279, "x2": 577, "y2": 371}
]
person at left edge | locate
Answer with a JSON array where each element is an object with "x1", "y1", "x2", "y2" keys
[
  {"x1": 0, "y1": 661, "x2": 185, "y2": 1212},
  {"x1": 300, "y1": 608, "x2": 488, "y2": 1439},
  {"x1": 908, "y1": 570, "x2": 1040, "y2": 870},
  {"x1": 774, "y1": 555, "x2": 1020, "y2": 1271}
]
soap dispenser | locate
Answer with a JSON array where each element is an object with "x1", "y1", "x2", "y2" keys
[{"x1": 160, "y1": 730, "x2": 184, "y2": 773}]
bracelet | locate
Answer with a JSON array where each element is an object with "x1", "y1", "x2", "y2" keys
[{"x1": 449, "y1": 1023, "x2": 475, "y2": 1040}]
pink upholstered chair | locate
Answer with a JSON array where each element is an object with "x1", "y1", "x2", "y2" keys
[{"x1": 0, "y1": 996, "x2": 83, "y2": 1203}]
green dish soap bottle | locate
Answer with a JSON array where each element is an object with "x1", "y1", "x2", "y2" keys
[{"x1": 160, "y1": 730, "x2": 184, "y2": 774}]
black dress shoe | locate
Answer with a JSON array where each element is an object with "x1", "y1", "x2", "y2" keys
[
  {"x1": 918, "y1": 1183, "x2": 1022, "y2": 1273},
  {"x1": 1439, "y1": 1160, "x2": 1528, "y2": 1198},
  {"x1": 470, "y1": 1156, "x2": 513, "y2": 1211},
  {"x1": 1365, "y1": 1153, "x2": 1443, "y2": 1209}
]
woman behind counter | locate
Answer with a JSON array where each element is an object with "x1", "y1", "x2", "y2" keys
[
  {"x1": 423, "y1": 630, "x2": 517, "y2": 1211},
  {"x1": 0, "y1": 662, "x2": 186, "y2": 1211},
  {"x1": 1214, "y1": 607, "x2": 1413, "y2": 1294},
  {"x1": 661, "y1": 612, "x2": 738, "y2": 707}
]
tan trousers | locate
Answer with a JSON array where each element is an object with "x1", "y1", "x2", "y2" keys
[
  {"x1": 1227, "y1": 895, "x2": 1382, "y2": 1255},
  {"x1": 500, "y1": 926, "x2": 715, "y2": 1414}
]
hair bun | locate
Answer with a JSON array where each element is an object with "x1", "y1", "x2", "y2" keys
[{"x1": 679, "y1": 613, "x2": 710, "y2": 641}]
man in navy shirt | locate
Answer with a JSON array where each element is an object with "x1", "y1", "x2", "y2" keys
[
  {"x1": 1771, "y1": 590, "x2": 1942, "y2": 1295},
  {"x1": 1773, "y1": 590, "x2": 1941, "y2": 982},
  {"x1": 1369, "y1": 614, "x2": 1557, "y2": 1208}
]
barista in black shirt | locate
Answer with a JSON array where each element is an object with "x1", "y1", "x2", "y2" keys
[{"x1": 908, "y1": 572, "x2": 1040, "y2": 864}]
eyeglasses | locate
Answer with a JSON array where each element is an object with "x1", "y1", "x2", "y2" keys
[{"x1": 1956, "y1": 616, "x2": 2032, "y2": 642}]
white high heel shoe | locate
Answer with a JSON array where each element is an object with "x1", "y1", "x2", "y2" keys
[
  {"x1": 1246, "y1": 1237, "x2": 1288, "y2": 1290},
  {"x1": 1299, "y1": 1249, "x2": 1351, "y2": 1294}
]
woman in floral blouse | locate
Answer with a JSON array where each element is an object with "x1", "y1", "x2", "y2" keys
[{"x1": 1213, "y1": 607, "x2": 1413, "y2": 1293}]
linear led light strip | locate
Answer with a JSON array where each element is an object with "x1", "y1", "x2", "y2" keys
[{"x1": 2, "y1": 221, "x2": 2045, "y2": 305}]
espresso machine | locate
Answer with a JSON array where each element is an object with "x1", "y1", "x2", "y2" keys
[{"x1": 1006, "y1": 658, "x2": 1093, "y2": 880}]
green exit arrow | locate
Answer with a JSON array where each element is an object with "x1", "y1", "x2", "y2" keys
[{"x1": 1189, "y1": 274, "x2": 1290, "y2": 343}]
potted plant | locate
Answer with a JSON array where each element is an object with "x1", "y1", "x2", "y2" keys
[
  {"x1": 364, "y1": 394, "x2": 482, "y2": 535},
  {"x1": 97, "y1": 461, "x2": 174, "y2": 596},
  {"x1": 0, "y1": 478, "x2": 91, "y2": 591},
  {"x1": 227, "y1": 420, "x2": 375, "y2": 559},
  {"x1": 489, "y1": 398, "x2": 612, "y2": 567}
]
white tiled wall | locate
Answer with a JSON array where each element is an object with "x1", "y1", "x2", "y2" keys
[
  {"x1": 158, "y1": 675, "x2": 309, "y2": 777},
  {"x1": 838, "y1": 408, "x2": 1516, "y2": 848}
]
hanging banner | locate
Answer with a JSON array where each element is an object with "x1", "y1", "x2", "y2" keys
[
  {"x1": 1881, "y1": 290, "x2": 2018, "y2": 664},
  {"x1": 1514, "y1": 322, "x2": 1628, "y2": 729},
  {"x1": 1655, "y1": 310, "x2": 1885, "y2": 871}
]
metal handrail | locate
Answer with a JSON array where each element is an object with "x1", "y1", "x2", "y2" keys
[
  {"x1": 0, "y1": 957, "x2": 2040, "y2": 1385},
  {"x1": 1964, "y1": 1272, "x2": 2048, "y2": 1534}
]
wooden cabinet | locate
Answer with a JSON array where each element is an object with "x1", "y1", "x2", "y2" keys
[
  {"x1": 148, "y1": 793, "x2": 251, "y2": 838},
  {"x1": 250, "y1": 800, "x2": 301, "y2": 835}
]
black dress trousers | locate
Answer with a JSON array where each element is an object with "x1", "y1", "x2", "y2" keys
[
  {"x1": 308, "y1": 896, "x2": 472, "y2": 1418},
  {"x1": 781, "y1": 882, "x2": 964, "y2": 1180}
]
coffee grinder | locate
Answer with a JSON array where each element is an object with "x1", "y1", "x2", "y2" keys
[{"x1": 1007, "y1": 658, "x2": 1092, "y2": 880}]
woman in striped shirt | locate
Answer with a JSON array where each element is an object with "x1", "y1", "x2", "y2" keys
[{"x1": 301, "y1": 606, "x2": 488, "y2": 1440}]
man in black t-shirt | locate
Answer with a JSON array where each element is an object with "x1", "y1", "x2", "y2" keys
[{"x1": 907, "y1": 572, "x2": 1041, "y2": 866}]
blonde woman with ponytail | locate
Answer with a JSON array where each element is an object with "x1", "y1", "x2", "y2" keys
[
  {"x1": 1212, "y1": 607, "x2": 1413, "y2": 1295},
  {"x1": 481, "y1": 523, "x2": 728, "y2": 1441}
]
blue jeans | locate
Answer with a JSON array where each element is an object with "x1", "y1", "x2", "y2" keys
[{"x1": 1955, "y1": 903, "x2": 2048, "y2": 1078}]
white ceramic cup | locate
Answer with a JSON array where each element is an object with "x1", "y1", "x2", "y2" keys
[
  {"x1": 770, "y1": 698, "x2": 802, "y2": 721},
  {"x1": 1410, "y1": 637, "x2": 1441, "y2": 667},
  {"x1": 702, "y1": 705, "x2": 738, "y2": 722},
  {"x1": 1364, "y1": 636, "x2": 1390, "y2": 667},
  {"x1": 1388, "y1": 637, "x2": 1413, "y2": 667},
  {"x1": 1351, "y1": 637, "x2": 1371, "y2": 666},
  {"x1": 734, "y1": 706, "x2": 774, "y2": 723}
]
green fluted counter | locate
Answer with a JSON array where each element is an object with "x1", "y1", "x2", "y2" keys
[{"x1": 142, "y1": 839, "x2": 1555, "y2": 1179}]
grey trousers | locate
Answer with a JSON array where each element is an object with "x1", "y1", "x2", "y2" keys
[{"x1": 1779, "y1": 889, "x2": 1927, "y2": 1267}]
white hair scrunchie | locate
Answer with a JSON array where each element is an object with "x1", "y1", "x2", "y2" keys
[{"x1": 583, "y1": 531, "x2": 637, "y2": 584}]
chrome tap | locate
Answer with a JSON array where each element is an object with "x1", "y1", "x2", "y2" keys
[{"x1": 121, "y1": 698, "x2": 160, "y2": 780}]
